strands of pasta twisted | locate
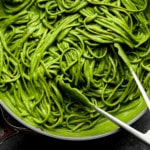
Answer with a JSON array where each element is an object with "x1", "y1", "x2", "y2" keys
[{"x1": 0, "y1": 0, "x2": 150, "y2": 134}]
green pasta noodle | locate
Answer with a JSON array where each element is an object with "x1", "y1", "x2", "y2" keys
[{"x1": 0, "y1": 0, "x2": 150, "y2": 137}]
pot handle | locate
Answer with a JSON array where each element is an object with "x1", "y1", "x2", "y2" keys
[{"x1": 0, "y1": 106, "x2": 30, "y2": 144}]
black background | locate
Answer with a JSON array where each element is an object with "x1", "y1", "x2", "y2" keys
[{"x1": 0, "y1": 108, "x2": 150, "y2": 150}]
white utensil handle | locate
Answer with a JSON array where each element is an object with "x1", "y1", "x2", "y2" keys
[
  {"x1": 93, "y1": 105, "x2": 150, "y2": 145},
  {"x1": 131, "y1": 70, "x2": 150, "y2": 111}
]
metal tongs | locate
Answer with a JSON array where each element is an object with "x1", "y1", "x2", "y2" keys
[
  {"x1": 93, "y1": 44, "x2": 150, "y2": 145},
  {"x1": 93, "y1": 78, "x2": 150, "y2": 145}
]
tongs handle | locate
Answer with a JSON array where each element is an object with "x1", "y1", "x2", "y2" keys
[
  {"x1": 115, "y1": 43, "x2": 150, "y2": 111},
  {"x1": 93, "y1": 105, "x2": 150, "y2": 145},
  {"x1": 131, "y1": 70, "x2": 150, "y2": 111}
]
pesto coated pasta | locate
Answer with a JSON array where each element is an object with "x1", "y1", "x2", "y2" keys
[{"x1": 0, "y1": 0, "x2": 150, "y2": 135}]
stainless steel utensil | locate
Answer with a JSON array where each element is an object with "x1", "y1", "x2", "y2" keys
[
  {"x1": 93, "y1": 69, "x2": 150, "y2": 145},
  {"x1": 59, "y1": 73, "x2": 150, "y2": 144},
  {"x1": 85, "y1": 73, "x2": 150, "y2": 145},
  {"x1": 93, "y1": 43, "x2": 150, "y2": 145},
  {"x1": 114, "y1": 43, "x2": 150, "y2": 111}
]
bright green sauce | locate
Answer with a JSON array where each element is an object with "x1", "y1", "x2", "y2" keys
[{"x1": 0, "y1": 0, "x2": 150, "y2": 139}]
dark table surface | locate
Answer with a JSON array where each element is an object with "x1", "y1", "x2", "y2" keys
[{"x1": 0, "y1": 107, "x2": 150, "y2": 150}]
